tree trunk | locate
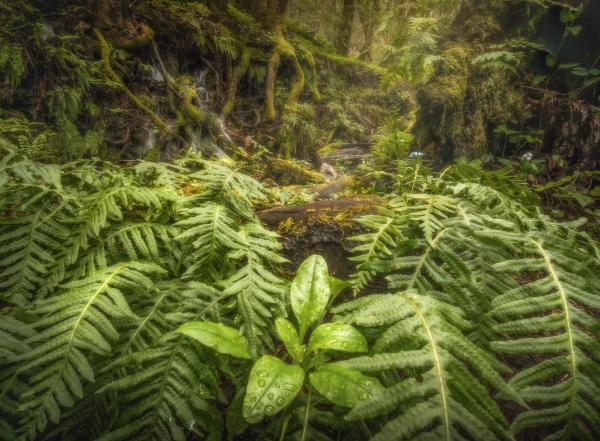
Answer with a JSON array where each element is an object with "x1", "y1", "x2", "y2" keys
[
  {"x1": 336, "y1": 0, "x2": 356, "y2": 56},
  {"x1": 264, "y1": 0, "x2": 305, "y2": 121},
  {"x1": 208, "y1": 0, "x2": 229, "y2": 14},
  {"x1": 358, "y1": 0, "x2": 381, "y2": 60},
  {"x1": 240, "y1": 0, "x2": 266, "y2": 19}
]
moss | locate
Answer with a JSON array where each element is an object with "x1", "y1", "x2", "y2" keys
[
  {"x1": 318, "y1": 51, "x2": 392, "y2": 77},
  {"x1": 116, "y1": 23, "x2": 155, "y2": 49},
  {"x1": 94, "y1": 29, "x2": 171, "y2": 135},
  {"x1": 277, "y1": 216, "x2": 308, "y2": 237},
  {"x1": 268, "y1": 158, "x2": 324, "y2": 185},
  {"x1": 222, "y1": 47, "x2": 253, "y2": 117},
  {"x1": 413, "y1": 45, "x2": 470, "y2": 162},
  {"x1": 413, "y1": 42, "x2": 525, "y2": 162},
  {"x1": 317, "y1": 141, "x2": 345, "y2": 158}
]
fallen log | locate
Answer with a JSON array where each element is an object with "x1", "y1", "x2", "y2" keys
[{"x1": 258, "y1": 197, "x2": 384, "y2": 277}]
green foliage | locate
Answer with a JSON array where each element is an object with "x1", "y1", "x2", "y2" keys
[
  {"x1": 487, "y1": 231, "x2": 600, "y2": 439},
  {"x1": 0, "y1": 43, "x2": 26, "y2": 88},
  {"x1": 0, "y1": 148, "x2": 285, "y2": 440},
  {"x1": 178, "y1": 254, "x2": 376, "y2": 440},
  {"x1": 340, "y1": 159, "x2": 600, "y2": 440}
]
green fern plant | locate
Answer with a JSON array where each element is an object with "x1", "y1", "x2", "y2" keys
[
  {"x1": 0, "y1": 148, "x2": 287, "y2": 440},
  {"x1": 334, "y1": 290, "x2": 521, "y2": 441},
  {"x1": 15, "y1": 262, "x2": 163, "y2": 439},
  {"x1": 483, "y1": 230, "x2": 600, "y2": 440},
  {"x1": 343, "y1": 159, "x2": 600, "y2": 440},
  {"x1": 0, "y1": 315, "x2": 34, "y2": 440}
]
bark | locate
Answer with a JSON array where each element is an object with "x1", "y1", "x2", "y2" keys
[
  {"x1": 335, "y1": 0, "x2": 356, "y2": 56},
  {"x1": 94, "y1": 29, "x2": 170, "y2": 135},
  {"x1": 357, "y1": 0, "x2": 381, "y2": 60},
  {"x1": 240, "y1": 0, "x2": 266, "y2": 19},
  {"x1": 222, "y1": 48, "x2": 252, "y2": 117},
  {"x1": 263, "y1": 0, "x2": 305, "y2": 121}
]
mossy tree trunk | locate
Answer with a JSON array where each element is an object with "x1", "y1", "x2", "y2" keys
[
  {"x1": 264, "y1": 0, "x2": 305, "y2": 121},
  {"x1": 223, "y1": 48, "x2": 252, "y2": 117},
  {"x1": 357, "y1": 0, "x2": 381, "y2": 60},
  {"x1": 335, "y1": 0, "x2": 356, "y2": 56},
  {"x1": 208, "y1": 0, "x2": 229, "y2": 19}
]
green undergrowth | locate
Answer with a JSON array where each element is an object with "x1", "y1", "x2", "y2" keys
[{"x1": 1, "y1": 144, "x2": 599, "y2": 440}]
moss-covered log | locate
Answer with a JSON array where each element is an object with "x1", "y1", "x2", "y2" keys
[{"x1": 258, "y1": 197, "x2": 383, "y2": 276}]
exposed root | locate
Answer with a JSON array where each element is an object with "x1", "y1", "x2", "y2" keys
[
  {"x1": 265, "y1": 33, "x2": 306, "y2": 121},
  {"x1": 265, "y1": 50, "x2": 281, "y2": 121},
  {"x1": 223, "y1": 47, "x2": 252, "y2": 117},
  {"x1": 94, "y1": 29, "x2": 171, "y2": 135}
]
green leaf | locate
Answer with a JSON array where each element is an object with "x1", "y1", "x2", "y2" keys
[
  {"x1": 243, "y1": 356, "x2": 305, "y2": 423},
  {"x1": 309, "y1": 364, "x2": 383, "y2": 408},
  {"x1": 177, "y1": 321, "x2": 252, "y2": 359},
  {"x1": 573, "y1": 192, "x2": 593, "y2": 208},
  {"x1": 275, "y1": 317, "x2": 303, "y2": 362},
  {"x1": 290, "y1": 255, "x2": 331, "y2": 340},
  {"x1": 308, "y1": 323, "x2": 368, "y2": 354},
  {"x1": 329, "y1": 276, "x2": 349, "y2": 303},
  {"x1": 226, "y1": 387, "x2": 248, "y2": 441}
]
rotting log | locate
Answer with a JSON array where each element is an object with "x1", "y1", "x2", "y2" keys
[{"x1": 258, "y1": 197, "x2": 383, "y2": 277}]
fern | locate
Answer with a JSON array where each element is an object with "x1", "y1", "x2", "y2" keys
[
  {"x1": 15, "y1": 262, "x2": 163, "y2": 439},
  {"x1": 0, "y1": 316, "x2": 34, "y2": 440},
  {"x1": 46, "y1": 222, "x2": 176, "y2": 294},
  {"x1": 96, "y1": 280, "x2": 225, "y2": 441},
  {"x1": 349, "y1": 209, "x2": 405, "y2": 293},
  {"x1": 1, "y1": 148, "x2": 287, "y2": 440},
  {"x1": 185, "y1": 160, "x2": 267, "y2": 220},
  {"x1": 344, "y1": 157, "x2": 600, "y2": 440},
  {"x1": 0, "y1": 159, "x2": 74, "y2": 304},
  {"x1": 222, "y1": 223, "x2": 288, "y2": 353},
  {"x1": 334, "y1": 291, "x2": 520, "y2": 441},
  {"x1": 485, "y1": 231, "x2": 600, "y2": 440},
  {"x1": 0, "y1": 202, "x2": 70, "y2": 304},
  {"x1": 175, "y1": 202, "x2": 240, "y2": 278}
]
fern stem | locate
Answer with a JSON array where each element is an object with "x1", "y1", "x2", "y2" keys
[
  {"x1": 279, "y1": 411, "x2": 291, "y2": 441},
  {"x1": 300, "y1": 386, "x2": 312, "y2": 441},
  {"x1": 408, "y1": 228, "x2": 448, "y2": 290},
  {"x1": 405, "y1": 294, "x2": 451, "y2": 441},
  {"x1": 533, "y1": 240, "x2": 577, "y2": 430}
]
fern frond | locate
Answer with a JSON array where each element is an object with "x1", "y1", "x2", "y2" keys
[
  {"x1": 46, "y1": 222, "x2": 176, "y2": 293},
  {"x1": 0, "y1": 316, "x2": 34, "y2": 440},
  {"x1": 336, "y1": 291, "x2": 518, "y2": 441},
  {"x1": 0, "y1": 201, "x2": 71, "y2": 304},
  {"x1": 175, "y1": 202, "x2": 240, "y2": 278},
  {"x1": 222, "y1": 223, "x2": 287, "y2": 353},
  {"x1": 185, "y1": 161, "x2": 267, "y2": 220},
  {"x1": 491, "y1": 233, "x2": 600, "y2": 440},
  {"x1": 14, "y1": 262, "x2": 164, "y2": 440},
  {"x1": 389, "y1": 194, "x2": 457, "y2": 245},
  {"x1": 349, "y1": 209, "x2": 405, "y2": 293},
  {"x1": 78, "y1": 185, "x2": 170, "y2": 238},
  {"x1": 97, "y1": 280, "x2": 226, "y2": 441}
]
